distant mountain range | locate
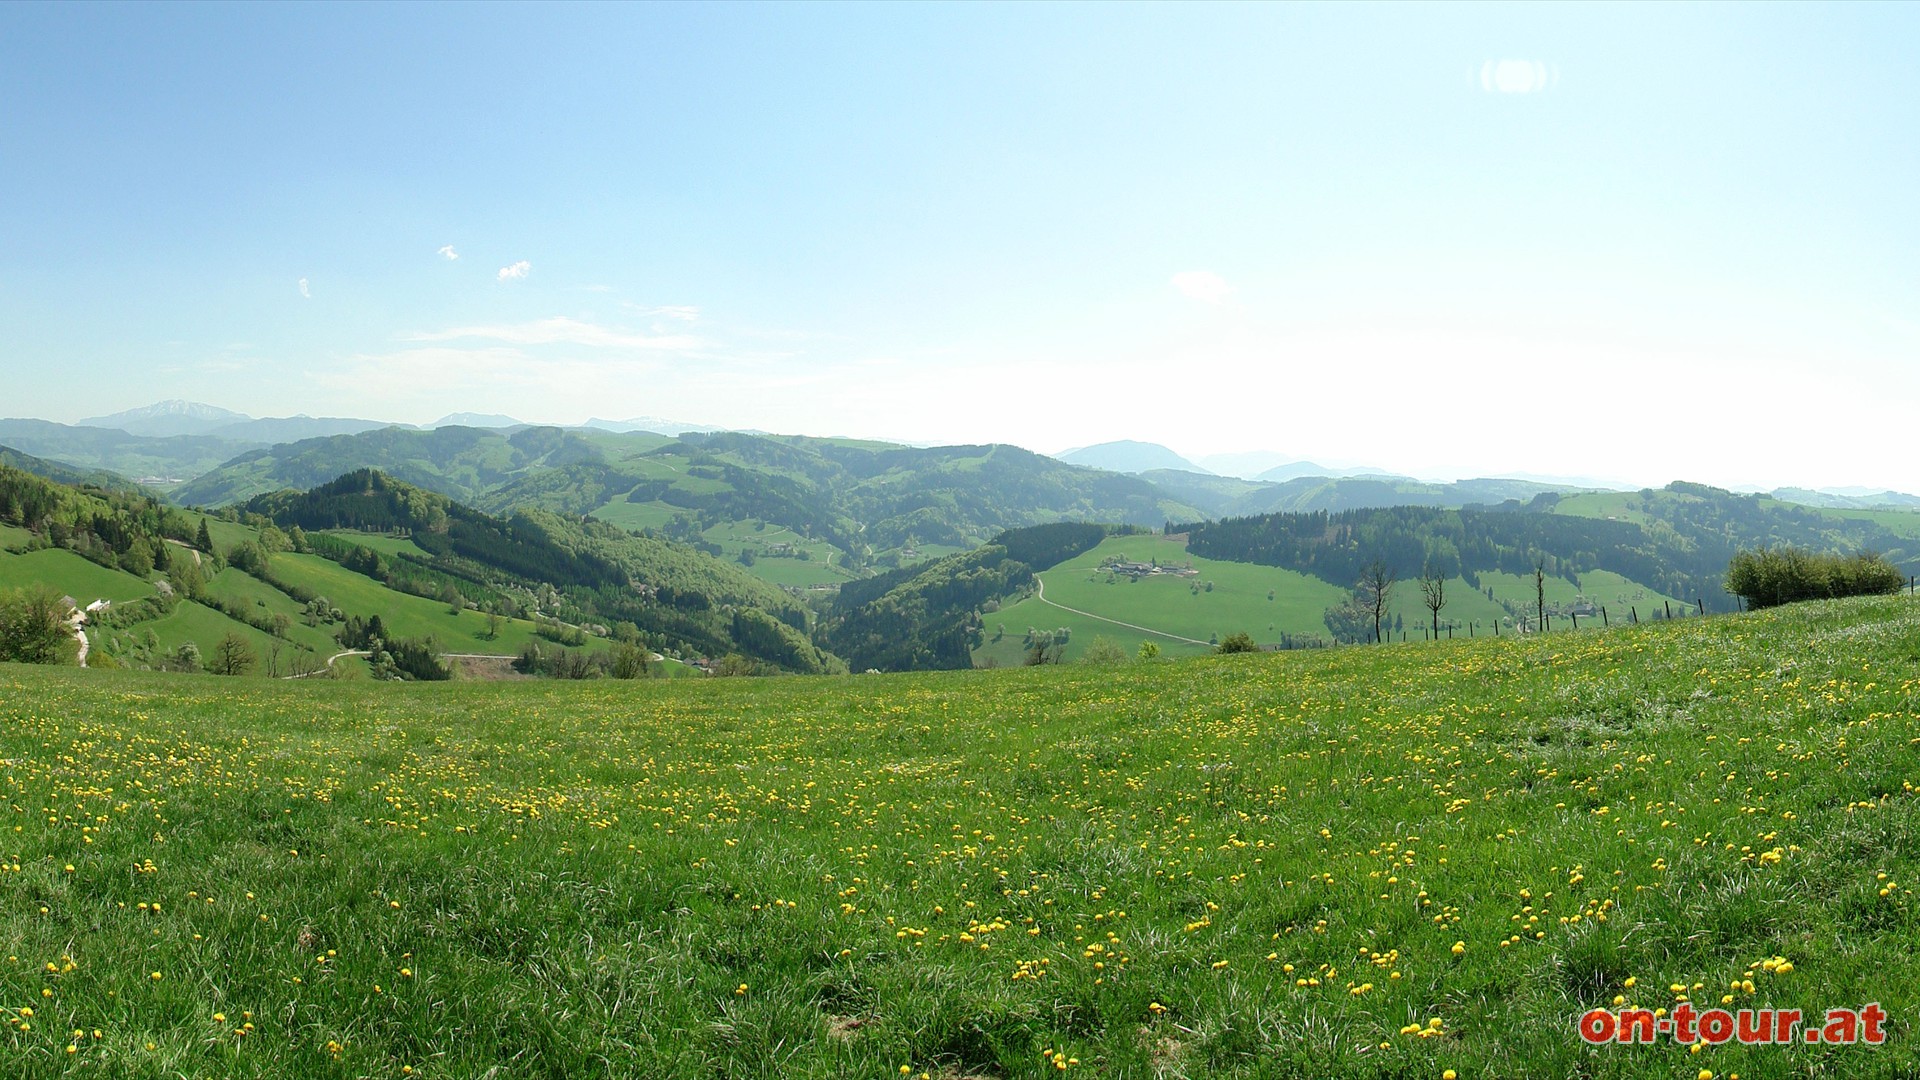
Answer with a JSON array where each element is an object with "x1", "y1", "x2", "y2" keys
[
  {"x1": 431, "y1": 412, "x2": 525, "y2": 429},
  {"x1": 9, "y1": 402, "x2": 1920, "y2": 525},
  {"x1": 1253, "y1": 460, "x2": 1400, "y2": 483},
  {"x1": 78, "y1": 399, "x2": 251, "y2": 437},
  {"x1": 583, "y1": 416, "x2": 720, "y2": 436},
  {"x1": 1192, "y1": 450, "x2": 1298, "y2": 479},
  {"x1": 1055, "y1": 440, "x2": 1209, "y2": 475},
  {"x1": 1053, "y1": 440, "x2": 1403, "y2": 484}
]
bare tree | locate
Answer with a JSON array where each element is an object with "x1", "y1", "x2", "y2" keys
[
  {"x1": 1358, "y1": 560, "x2": 1397, "y2": 644},
  {"x1": 212, "y1": 632, "x2": 255, "y2": 677},
  {"x1": 1533, "y1": 557, "x2": 1548, "y2": 633},
  {"x1": 1419, "y1": 563, "x2": 1446, "y2": 639}
]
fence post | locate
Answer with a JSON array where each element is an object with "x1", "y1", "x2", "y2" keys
[
  {"x1": 1664, "y1": 600, "x2": 1671, "y2": 620},
  {"x1": 1601, "y1": 607, "x2": 1609, "y2": 628},
  {"x1": 1697, "y1": 598, "x2": 1704, "y2": 615},
  {"x1": 1631, "y1": 606, "x2": 1637, "y2": 624},
  {"x1": 1571, "y1": 610, "x2": 1578, "y2": 630}
]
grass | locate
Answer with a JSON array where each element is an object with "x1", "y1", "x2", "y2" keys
[
  {"x1": 5, "y1": 595, "x2": 1919, "y2": 1076},
  {"x1": 265, "y1": 553, "x2": 564, "y2": 658},
  {"x1": 0, "y1": 548, "x2": 155, "y2": 605},
  {"x1": 975, "y1": 534, "x2": 1349, "y2": 665},
  {"x1": 698, "y1": 520, "x2": 851, "y2": 589},
  {"x1": 590, "y1": 500, "x2": 691, "y2": 533},
  {"x1": 975, "y1": 537, "x2": 1697, "y2": 665},
  {"x1": 121, "y1": 599, "x2": 310, "y2": 674},
  {"x1": 0, "y1": 524, "x2": 35, "y2": 552},
  {"x1": 1554, "y1": 491, "x2": 1661, "y2": 526},
  {"x1": 201, "y1": 569, "x2": 349, "y2": 657},
  {"x1": 318, "y1": 533, "x2": 430, "y2": 559}
]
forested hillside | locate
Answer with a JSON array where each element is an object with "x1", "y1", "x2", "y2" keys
[
  {"x1": 171, "y1": 425, "x2": 626, "y2": 506},
  {"x1": 166, "y1": 426, "x2": 1199, "y2": 576},
  {"x1": 0, "y1": 445, "x2": 147, "y2": 494},
  {"x1": 245, "y1": 470, "x2": 842, "y2": 672},
  {"x1": 1178, "y1": 482, "x2": 1920, "y2": 613},
  {"x1": 1143, "y1": 469, "x2": 1576, "y2": 518},
  {"x1": 0, "y1": 419, "x2": 258, "y2": 485},
  {"x1": 820, "y1": 522, "x2": 1117, "y2": 671}
]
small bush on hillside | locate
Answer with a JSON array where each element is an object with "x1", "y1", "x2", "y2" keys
[
  {"x1": 1217, "y1": 631, "x2": 1260, "y2": 654},
  {"x1": 1725, "y1": 547, "x2": 1904, "y2": 609},
  {"x1": 0, "y1": 585, "x2": 75, "y2": 665},
  {"x1": 1078, "y1": 636, "x2": 1129, "y2": 665}
]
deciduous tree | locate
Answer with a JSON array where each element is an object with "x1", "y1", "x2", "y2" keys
[
  {"x1": 1358, "y1": 561, "x2": 1397, "y2": 644},
  {"x1": 1419, "y1": 563, "x2": 1447, "y2": 638}
]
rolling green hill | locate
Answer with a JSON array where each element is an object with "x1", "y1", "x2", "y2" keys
[
  {"x1": 1179, "y1": 483, "x2": 1920, "y2": 621},
  {"x1": 4, "y1": 594, "x2": 1918, "y2": 1076},
  {"x1": 1143, "y1": 469, "x2": 1582, "y2": 519},
  {"x1": 0, "y1": 462, "x2": 658, "y2": 679},
  {"x1": 967, "y1": 532, "x2": 1694, "y2": 665},
  {"x1": 169, "y1": 425, "x2": 629, "y2": 507},
  {"x1": 167, "y1": 425, "x2": 1208, "y2": 580},
  {"x1": 494, "y1": 430, "x2": 1204, "y2": 565},
  {"x1": 0, "y1": 419, "x2": 261, "y2": 486},
  {"x1": 242, "y1": 469, "x2": 842, "y2": 673},
  {"x1": 0, "y1": 445, "x2": 147, "y2": 494}
]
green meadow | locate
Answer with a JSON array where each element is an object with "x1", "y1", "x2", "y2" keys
[
  {"x1": 264, "y1": 553, "x2": 559, "y2": 658},
  {"x1": 970, "y1": 535, "x2": 1690, "y2": 666},
  {"x1": 4, "y1": 596, "x2": 1918, "y2": 1077},
  {"x1": 0, "y1": 549, "x2": 156, "y2": 606}
]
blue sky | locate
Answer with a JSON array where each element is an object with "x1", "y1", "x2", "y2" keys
[{"x1": 3, "y1": 2, "x2": 1917, "y2": 489}]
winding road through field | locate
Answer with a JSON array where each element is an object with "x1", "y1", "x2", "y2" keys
[{"x1": 1031, "y1": 574, "x2": 1214, "y2": 647}]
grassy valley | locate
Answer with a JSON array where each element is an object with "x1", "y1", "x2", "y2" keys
[{"x1": 4, "y1": 594, "x2": 1919, "y2": 1076}]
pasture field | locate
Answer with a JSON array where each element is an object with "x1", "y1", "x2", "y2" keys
[
  {"x1": 975, "y1": 535, "x2": 1349, "y2": 665},
  {"x1": 124, "y1": 599, "x2": 309, "y2": 674},
  {"x1": 264, "y1": 553, "x2": 561, "y2": 659},
  {"x1": 319, "y1": 533, "x2": 430, "y2": 559},
  {"x1": 588, "y1": 499, "x2": 687, "y2": 533},
  {"x1": 4, "y1": 596, "x2": 1920, "y2": 1077},
  {"x1": 697, "y1": 521, "x2": 851, "y2": 589},
  {"x1": 976, "y1": 536, "x2": 1701, "y2": 665},
  {"x1": 0, "y1": 549, "x2": 155, "y2": 606}
]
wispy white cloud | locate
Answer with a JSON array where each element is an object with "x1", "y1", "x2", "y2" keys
[
  {"x1": 1170, "y1": 270, "x2": 1232, "y2": 305},
  {"x1": 1479, "y1": 59, "x2": 1555, "y2": 94},
  {"x1": 625, "y1": 304, "x2": 700, "y2": 322},
  {"x1": 438, "y1": 245, "x2": 459, "y2": 261},
  {"x1": 497, "y1": 260, "x2": 531, "y2": 282},
  {"x1": 298, "y1": 278, "x2": 311, "y2": 299},
  {"x1": 406, "y1": 316, "x2": 698, "y2": 352}
]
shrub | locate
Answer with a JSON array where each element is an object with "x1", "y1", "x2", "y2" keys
[
  {"x1": 0, "y1": 585, "x2": 75, "y2": 664},
  {"x1": 1725, "y1": 547, "x2": 1904, "y2": 609},
  {"x1": 1217, "y1": 631, "x2": 1260, "y2": 654}
]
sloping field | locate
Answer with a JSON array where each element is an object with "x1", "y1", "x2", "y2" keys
[
  {"x1": 0, "y1": 548, "x2": 156, "y2": 605},
  {"x1": 3, "y1": 597, "x2": 1918, "y2": 1077}
]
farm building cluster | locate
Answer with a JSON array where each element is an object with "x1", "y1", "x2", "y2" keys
[{"x1": 1101, "y1": 557, "x2": 1200, "y2": 579}]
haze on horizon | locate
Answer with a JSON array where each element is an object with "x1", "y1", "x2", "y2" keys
[{"x1": 3, "y1": 3, "x2": 1917, "y2": 493}]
